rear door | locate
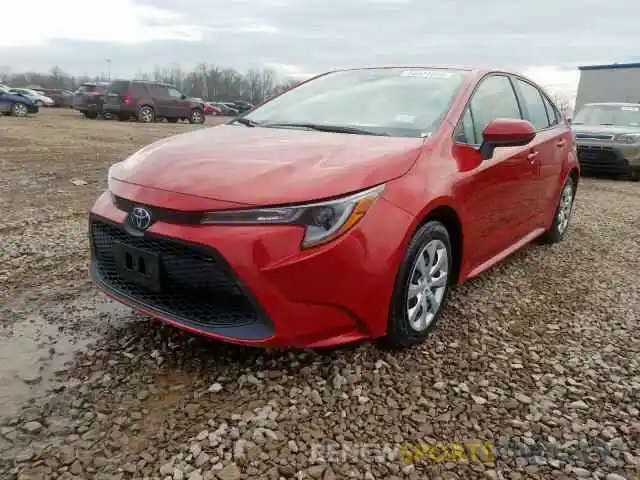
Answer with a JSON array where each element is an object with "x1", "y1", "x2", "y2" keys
[
  {"x1": 512, "y1": 77, "x2": 567, "y2": 218},
  {"x1": 147, "y1": 84, "x2": 173, "y2": 117}
]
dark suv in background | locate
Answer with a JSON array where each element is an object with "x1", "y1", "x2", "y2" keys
[
  {"x1": 102, "y1": 80, "x2": 206, "y2": 124},
  {"x1": 72, "y1": 82, "x2": 109, "y2": 118}
]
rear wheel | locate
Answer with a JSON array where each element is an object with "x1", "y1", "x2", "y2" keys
[
  {"x1": 137, "y1": 106, "x2": 155, "y2": 123},
  {"x1": 12, "y1": 102, "x2": 28, "y2": 117},
  {"x1": 189, "y1": 108, "x2": 205, "y2": 124},
  {"x1": 386, "y1": 221, "x2": 452, "y2": 347},
  {"x1": 540, "y1": 175, "x2": 575, "y2": 244}
]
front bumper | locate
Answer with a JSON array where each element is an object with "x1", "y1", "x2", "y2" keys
[
  {"x1": 88, "y1": 185, "x2": 412, "y2": 348},
  {"x1": 576, "y1": 142, "x2": 640, "y2": 176}
]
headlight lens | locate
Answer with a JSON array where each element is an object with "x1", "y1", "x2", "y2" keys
[
  {"x1": 201, "y1": 184, "x2": 385, "y2": 248},
  {"x1": 615, "y1": 133, "x2": 640, "y2": 144}
]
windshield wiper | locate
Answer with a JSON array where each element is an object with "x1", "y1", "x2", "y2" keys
[
  {"x1": 261, "y1": 122, "x2": 389, "y2": 136},
  {"x1": 599, "y1": 123, "x2": 616, "y2": 126},
  {"x1": 230, "y1": 117, "x2": 260, "y2": 127}
]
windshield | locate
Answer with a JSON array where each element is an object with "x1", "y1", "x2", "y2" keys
[
  {"x1": 242, "y1": 68, "x2": 467, "y2": 138},
  {"x1": 573, "y1": 104, "x2": 640, "y2": 127}
]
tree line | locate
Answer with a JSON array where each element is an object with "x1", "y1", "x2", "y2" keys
[{"x1": 0, "y1": 64, "x2": 301, "y2": 104}]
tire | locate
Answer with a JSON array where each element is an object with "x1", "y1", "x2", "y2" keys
[
  {"x1": 11, "y1": 102, "x2": 28, "y2": 117},
  {"x1": 540, "y1": 175, "x2": 576, "y2": 244},
  {"x1": 167, "y1": 118, "x2": 178, "y2": 123},
  {"x1": 386, "y1": 221, "x2": 453, "y2": 347},
  {"x1": 137, "y1": 105, "x2": 155, "y2": 123},
  {"x1": 83, "y1": 111, "x2": 98, "y2": 119},
  {"x1": 188, "y1": 108, "x2": 205, "y2": 124}
]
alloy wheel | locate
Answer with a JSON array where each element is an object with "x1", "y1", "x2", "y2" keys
[
  {"x1": 13, "y1": 103, "x2": 28, "y2": 116},
  {"x1": 191, "y1": 110, "x2": 203, "y2": 124},
  {"x1": 406, "y1": 239, "x2": 449, "y2": 332},
  {"x1": 557, "y1": 178, "x2": 574, "y2": 234},
  {"x1": 140, "y1": 107, "x2": 153, "y2": 123}
]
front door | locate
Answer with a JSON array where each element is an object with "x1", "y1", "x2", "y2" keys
[
  {"x1": 452, "y1": 74, "x2": 540, "y2": 266},
  {"x1": 166, "y1": 87, "x2": 192, "y2": 118}
]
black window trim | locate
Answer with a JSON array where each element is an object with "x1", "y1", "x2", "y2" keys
[
  {"x1": 510, "y1": 74, "x2": 561, "y2": 133},
  {"x1": 452, "y1": 72, "x2": 524, "y2": 147}
]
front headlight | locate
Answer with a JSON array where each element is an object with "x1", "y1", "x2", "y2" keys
[
  {"x1": 615, "y1": 133, "x2": 640, "y2": 144},
  {"x1": 201, "y1": 184, "x2": 385, "y2": 249}
]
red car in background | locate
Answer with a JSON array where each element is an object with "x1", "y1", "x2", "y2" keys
[
  {"x1": 89, "y1": 66, "x2": 578, "y2": 349},
  {"x1": 203, "y1": 103, "x2": 219, "y2": 115}
]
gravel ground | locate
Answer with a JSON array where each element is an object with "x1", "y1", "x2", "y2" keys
[{"x1": 0, "y1": 109, "x2": 639, "y2": 480}]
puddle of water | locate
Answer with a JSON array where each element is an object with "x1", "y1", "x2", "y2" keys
[{"x1": 0, "y1": 314, "x2": 94, "y2": 419}]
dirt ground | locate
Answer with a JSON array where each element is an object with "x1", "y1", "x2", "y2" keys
[{"x1": 0, "y1": 108, "x2": 638, "y2": 480}]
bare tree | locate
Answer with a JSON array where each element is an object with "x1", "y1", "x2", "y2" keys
[{"x1": 551, "y1": 93, "x2": 572, "y2": 119}]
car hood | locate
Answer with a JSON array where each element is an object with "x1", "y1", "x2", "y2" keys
[
  {"x1": 572, "y1": 124, "x2": 640, "y2": 136},
  {"x1": 110, "y1": 124, "x2": 425, "y2": 206}
]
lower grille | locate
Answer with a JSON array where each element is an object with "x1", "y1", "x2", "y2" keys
[
  {"x1": 90, "y1": 218, "x2": 272, "y2": 337},
  {"x1": 576, "y1": 145, "x2": 631, "y2": 174}
]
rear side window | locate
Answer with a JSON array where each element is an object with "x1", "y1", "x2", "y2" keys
[
  {"x1": 149, "y1": 84, "x2": 170, "y2": 97},
  {"x1": 542, "y1": 95, "x2": 559, "y2": 126},
  {"x1": 514, "y1": 78, "x2": 551, "y2": 130}
]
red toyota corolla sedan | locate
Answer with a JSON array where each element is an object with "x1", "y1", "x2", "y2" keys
[{"x1": 89, "y1": 66, "x2": 579, "y2": 348}]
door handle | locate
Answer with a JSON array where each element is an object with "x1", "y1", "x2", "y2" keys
[
  {"x1": 556, "y1": 139, "x2": 567, "y2": 148},
  {"x1": 527, "y1": 151, "x2": 539, "y2": 162}
]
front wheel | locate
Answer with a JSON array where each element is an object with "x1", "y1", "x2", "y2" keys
[
  {"x1": 386, "y1": 221, "x2": 452, "y2": 348},
  {"x1": 189, "y1": 108, "x2": 205, "y2": 124},
  {"x1": 12, "y1": 102, "x2": 28, "y2": 117},
  {"x1": 540, "y1": 175, "x2": 575, "y2": 244}
]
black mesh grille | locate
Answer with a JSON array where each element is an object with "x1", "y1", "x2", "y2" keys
[
  {"x1": 577, "y1": 145, "x2": 631, "y2": 173},
  {"x1": 90, "y1": 218, "x2": 266, "y2": 331}
]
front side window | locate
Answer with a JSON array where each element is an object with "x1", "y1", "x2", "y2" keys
[
  {"x1": 243, "y1": 68, "x2": 468, "y2": 138},
  {"x1": 168, "y1": 87, "x2": 183, "y2": 98},
  {"x1": 572, "y1": 104, "x2": 640, "y2": 127},
  {"x1": 457, "y1": 75, "x2": 522, "y2": 145}
]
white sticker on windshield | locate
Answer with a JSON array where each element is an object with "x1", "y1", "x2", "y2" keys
[
  {"x1": 621, "y1": 106, "x2": 639, "y2": 111},
  {"x1": 394, "y1": 114, "x2": 416, "y2": 123},
  {"x1": 401, "y1": 70, "x2": 453, "y2": 78}
]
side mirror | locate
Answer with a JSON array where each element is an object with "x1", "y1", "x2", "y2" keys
[
  {"x1": 181, "y1": 94, "x2": 187, "y2": 100},
  {"x1": 479, "y1": 118, "x2": 536, "y2": 160},
  {"x1": 566, "y1": 117, "x2": 572, "y2": 124}
]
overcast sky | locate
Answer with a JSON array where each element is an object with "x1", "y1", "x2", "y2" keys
[{"x1": 1, "y1": 0, "x2": 639, "y2": 97}]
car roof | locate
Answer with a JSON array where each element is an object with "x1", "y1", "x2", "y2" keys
[{"x1": 584, "y1": 102, "x2": 640, "y2": 107}]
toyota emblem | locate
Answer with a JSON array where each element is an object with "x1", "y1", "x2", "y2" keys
[{"x1": 130, "y1": 206, "x2": 152, "y2": 230}]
